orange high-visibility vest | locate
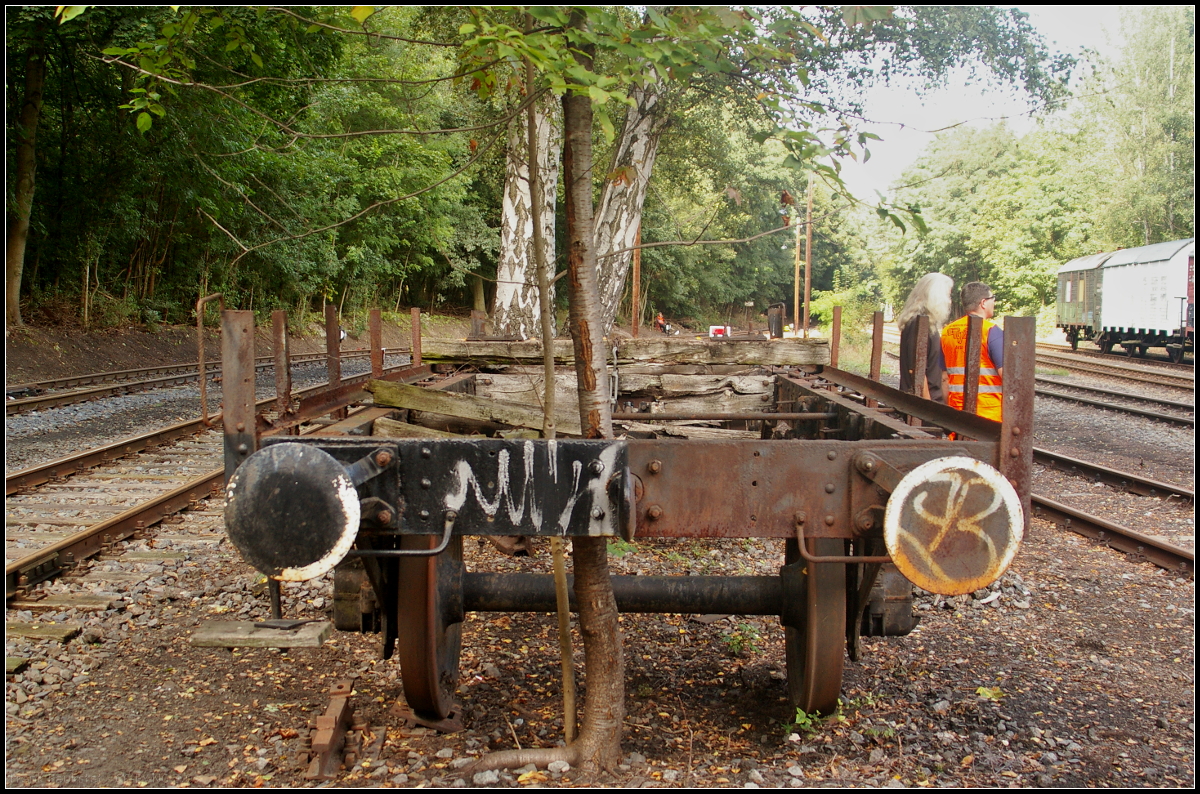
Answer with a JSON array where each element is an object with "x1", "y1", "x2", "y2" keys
[{"x1": 941, "y1": 315, "x2": 1003, "y2": 422}]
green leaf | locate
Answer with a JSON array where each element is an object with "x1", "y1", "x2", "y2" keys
[
  {"x1": 136, "y1": 112, "x2": 153, "y2": 133},
  {"x1": 458, "y1": 23, "x2": 477, "y2": 36},
  {"x1": 56, "y1": 6, "x2": 89, "y2": 23},
  {"x1": 350, "y1": 6, "x2": 376, "y2": 25},
  {"x1": 842, "y1": 6, "x2": 894, "y2": 28},
  {"x1": 975, "y1": 686, "x2": 1004, "y2": 701},
  {"x1": 251, "y1": 52, "x2": 263, "y2": 68}
]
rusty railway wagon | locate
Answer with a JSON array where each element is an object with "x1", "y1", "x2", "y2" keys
[{"x1": 218, "y1": 309, "x2": 1034, "y2": 730}]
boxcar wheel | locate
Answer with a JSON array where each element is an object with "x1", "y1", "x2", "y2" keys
[
  {"x1": 783, "y1": 537, "x2": 847, "y2": 715},
  {"x1": 396, "y1": 535, "x2": 464, "y2": 722}
]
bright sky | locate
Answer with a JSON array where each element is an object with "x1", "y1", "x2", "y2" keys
[{"x1": 836, "y1": 5, "x2": 1128, "y2": 200}]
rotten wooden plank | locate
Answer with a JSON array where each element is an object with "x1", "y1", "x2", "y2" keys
[
  {"x1": 366, "y1": 380, "x2": 582, "y2": 436},
  {"x1": 191, "y1": 620, "x2": 332, "y2": 649},
  {"x1": 310, "y1": 406, "x2": 398, "y2": 436},
  {"x1": 10, "y1": 593, "x2": 119, "y2": 612},
  {"x1": 6, "y1": 622, "x2": 82, "y2": 642},
  {"x1": 423, "y1": 337, "x2": 829, "y2": 366},
  {"x1": 373, "y1": 417, "x2": 477, "y2": 439}
]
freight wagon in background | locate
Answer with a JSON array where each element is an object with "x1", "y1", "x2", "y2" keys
[{"x1": 1056, "y1": 238, "x2": 1195, "y2": 362}]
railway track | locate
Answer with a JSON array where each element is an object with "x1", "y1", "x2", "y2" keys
[
  {"x1": 881, "y1": 348, "x2": 1193, "y2": 424},
  {"x1": 1037, "y1": 341, "x2": 1193, "y2": 370},
  {"x1": 5, "y1": 359, "x2": 434, "y2": 600},
  {"x1": 1034, "y1": 350, "x2": 1195, "y2": 391},
  {"x1": 5, "y1": 348, "x2": 408, "y2": 416}
]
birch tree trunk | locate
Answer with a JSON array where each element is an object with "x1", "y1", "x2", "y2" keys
[
  {"x1": 6, "y1": 27, "x2": 47, "y2": 328},
  {"x1": 594, "y1": 84, "x2": 669, "y2": 336},
  {"x1": 493, "y1": 96, "x2": 562, "y2": 339}
]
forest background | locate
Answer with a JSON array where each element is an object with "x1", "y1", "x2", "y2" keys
[{"x1": 5, "y1": 5, "x2": 1194, "y2": 334}]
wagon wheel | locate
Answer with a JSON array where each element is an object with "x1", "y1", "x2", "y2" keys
[
  {"x1": 396, "y1": 534, "x2": 464, "y2": 723},
  {"x1": 783, "y1": 537, "x2": 847, "y2": 715}
]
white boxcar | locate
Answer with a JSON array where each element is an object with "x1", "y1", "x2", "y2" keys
[{"x1": 1097, "y1": 238, "x2": 1194, "y2": 360}]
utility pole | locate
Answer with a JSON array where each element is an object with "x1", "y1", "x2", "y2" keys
[
  {"x1": 804, "y1": 179, "x2": 814, "y2": 339},
  {"x1": 631, "y1": 225, "x2": 641, "y2": 338}
]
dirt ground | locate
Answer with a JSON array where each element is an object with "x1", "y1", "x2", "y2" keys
[{"x1": 5, "y1": 318, "x2": 1194, "y2": 788}]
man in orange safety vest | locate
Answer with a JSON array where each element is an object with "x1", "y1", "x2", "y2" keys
[{"x1": 940, "y1": 282, "x2": 1003, "y2": 422}]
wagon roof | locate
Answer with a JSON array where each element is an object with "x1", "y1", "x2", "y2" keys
[
  {"x1": 1057, "y1": 252, "x2": 1114, "y2": 274},
  {"x1": 1102, "y1": 238, "x2": 1195, "y2": 268}
]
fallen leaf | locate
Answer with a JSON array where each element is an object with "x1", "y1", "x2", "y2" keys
[
  {"x1": 518, "y1": 770, "x2": 548, "y2": 784},
  {"x1": 960, "y1": 755, "x2": 974, "y2": 767}
]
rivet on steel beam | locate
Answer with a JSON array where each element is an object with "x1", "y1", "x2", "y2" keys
[
  {"x1": 647, "y1": 460, "x2": 662, "y2": 474},
  {"x1": 591, "y1": 507, "x2": 605, "y2": 520},
  {"x1": 236, "y1": 421, "x2": 245, "y2": 432},
  {"x1": 589, "y1": 460, "x2": 605, "y2": 475},
  {"x1": 420, "y1": 478, "x2": 432, "y2": 489},
  {"x1": 1009, "y1": 447, "x2": 1019, "y2": 457},
  {"x1": 1011, "y1": 426, "x2": 1021, "y2": 436},
  {"x1": 647, "y1": 505, "x2": 663, "y2": 520},
  {"x1": 421, "y1": 448, "x2": 431, "y2": 459},
  {"x1": 419, "y1": 510, "x2": 430, "y2": 520},
  {"x1": 238, "y1": 443, "x2": 249, "y2": 453},
  {"x1": 827, "y1": 451, "x2": 837, "y2": 460},
  {"x1": 824, "y1": 514, "x2": 836, "y2": 526},
  {"x1": 375, "y1": 450, "x2": 393, "y2": 467},
  {"x1": 824, "y1": 483, "x2": 835, "y2": 494}
]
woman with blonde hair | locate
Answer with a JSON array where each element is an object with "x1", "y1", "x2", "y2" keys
[{"x1": 896, "y1": 272, "x2": 954, "y2": 402}]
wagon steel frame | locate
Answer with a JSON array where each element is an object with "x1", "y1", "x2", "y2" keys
[{"x1": 219, "y1": 309, "x2": 1036, "y2": 727}]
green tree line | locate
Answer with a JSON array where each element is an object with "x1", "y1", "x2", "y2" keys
[
  {"x1": 877, "y1": 5, "x2": 1194, "y2": 315},
  {"x1": 6, "y1": 5, "x2": 1087, "y2": 331}
]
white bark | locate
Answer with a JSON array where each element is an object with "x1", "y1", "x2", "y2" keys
[
  {"x1": 493, "y1": 97, "x2": 562, "y2": 339},
  {"x1": 594, "y1": 84, "x2": 669, "y2": 336}
]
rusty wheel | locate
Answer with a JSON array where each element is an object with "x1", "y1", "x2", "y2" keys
[
  {"x1": 396, "y1": 534, "x2": 464, "y2": 721},
  {"x1": 783, "y1": 537, "x2": 846, "y2": 715}
]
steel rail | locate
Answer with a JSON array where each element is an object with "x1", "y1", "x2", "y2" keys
[
  {"x1": 6, "y1": 348, "x2": 409, "y2": 415},
  {"x1": 1035, "y1": 376, "x2": 1195, "y2": 411},
  {"x1": 1033, "y1": 448, "x2": 1193, "y2": 501},
  {"x1": 1035, "y1": 387, "x2": 1195, "y2": 427},
  {"x1": 1032, "y1": 494, "x2": 1194, "y2": 576},
  {"x1": 1036, "y1": 342, "x2": 1193, "y2": 371},
  {"x1": 1035, "y1": 352, "x2": 1194, "y2": 389}
]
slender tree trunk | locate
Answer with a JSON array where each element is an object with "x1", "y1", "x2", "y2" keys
[
  {"x1": 6, "y1": 27, "x2": 47, "y2": 328},
  {"x1": 594, "y1": 84, "x2": 668, "y2": 336},
  {"x1": 493, "y1": 95, "x2": 562, "y2": 339},
  {"x1": 559, "y1": 32, "x2": 624, "y2": 772},
  {"x1": 466, "y1": 15, "x2": 624, "y2": 778}
]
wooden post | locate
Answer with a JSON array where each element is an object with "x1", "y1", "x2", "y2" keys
[
  {"x1": 369, "y1": 308, "x2": 383, "y2": 378},
  {"x1": 999, "y1": 316, "x2": 1035, "y2": 531},
  {"x1": 631, "y1": 224, "x2": 641, "y2": 339},
  {"x1": 830, "y1": 305, "x2": 842, "y2": 368},
  {"x1": 272, "y1": 310, "x2": 292, "y2": 416},
  {"x1": 410, "y1": 307, "x2": 422, "y2": 367},
  {"x1": 792, "y1": 212, "x2": 801, "y2": 336},
  {"x1": 867, "y1": 310, "x2": 883, "y2": 408},
  {"x1": 964, "y1": 314, "x2": 983, "y2": 415},
  {"x1": 221, "y1": 310, "x2": 258, "y2": 483},
  {"x1": 803, "y1": 179, "x2": 813, "y2": 339},
  {"x1": 325, "y1": 304, "x2": 346, "y2": 421}
]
